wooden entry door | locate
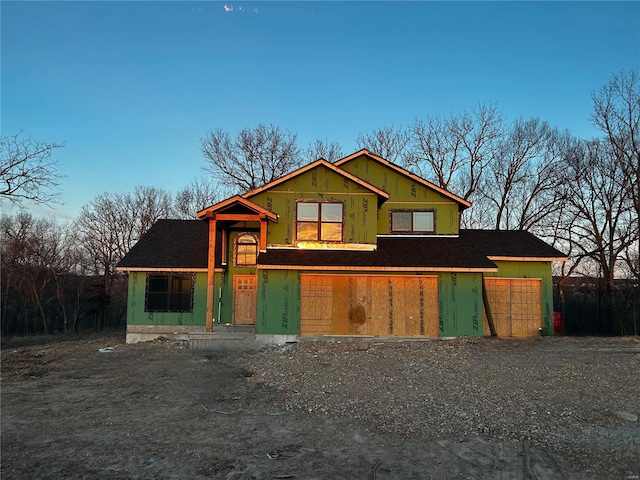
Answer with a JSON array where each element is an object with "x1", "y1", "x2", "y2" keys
[{"x1": 233, "y1": 275, "x2": 257, "y2": 325}]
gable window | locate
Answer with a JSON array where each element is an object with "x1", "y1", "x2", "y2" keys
[
  {"x1": 146, "y1": 274, "x2": 194, "y2": 312},
  {"x1": 296, "y1": 201, "x2": 344, "y2": 242},
  {"x1": 235, "y1": 233, "x2": 258, "y2": 266},
  {"x1": 391, "y1": 210, "x2": 435, "y2": 234}
]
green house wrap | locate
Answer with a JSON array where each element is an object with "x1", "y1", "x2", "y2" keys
[{"x1": 117, "y1": 149, "x2": 566, "y2": 343}]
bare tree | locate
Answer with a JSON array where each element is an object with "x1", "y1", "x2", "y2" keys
[
  {"x1": 559, "y1": 139, "x2": 637, "y2": 333},
  {"x1": 479, "y1": 118, "x2": 567, "y2": 231},
  {"x1": 200, "y1": 123, "x2": 301, "y2": 192},
  {"x1": 0, "y1": 213, "x2": 69, "y2": 334},
  {"x1": 409, "y1": 104, "x2": 502, "y2": 204},
  {"x1": 174, "y1": 177, "x2": 223, "y2": 219},
  {"x1": 76, "y1": 186, "x2": 173, "y2": 277},
  {"x1": 74, "y1": 186, "x2": 173, "y2": 329},
  {"x1": 591, "y1": 69, "x2": 640, "y2": 289},
  {"x1": 356, "y1": 125, "x2": 412, "y2": 165},
  {"x1": 1, "y1": 131, "x2": 64, "y2": 206},
  {"x1": 304, "y1": 138, "x2": 344, "y2": 163}
]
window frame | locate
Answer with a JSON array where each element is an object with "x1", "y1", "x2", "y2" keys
[
  {"x1": 390, "y1": 209, "x2": 436, "y2": 234},
  {"x1": 145, "y1": 273, "x2": 194, "y2": 313},
  {"x1": 234, "y1": 233, "x2": 259, "y2": 266},
  {"x1": 296, "y1": 200, "x2": 345, "y2": 243}
]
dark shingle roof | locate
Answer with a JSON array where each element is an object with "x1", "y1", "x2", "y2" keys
[
  {"x1": 459, "y1": 229, "x2": 566, "y2": 259},
  {"x1": 117, "y1": 219, "x2": 209, "y2": 270},
  {"x1": 257, "y1": 230, "x2": 565, "y2": 271},
  {"x1": 117, "y1": 221, "x2": 566, "y2": 271}
]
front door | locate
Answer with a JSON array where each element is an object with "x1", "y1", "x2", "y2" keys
[{"x1": 233, "y1": 275, "x2": 257, "y2": 325}]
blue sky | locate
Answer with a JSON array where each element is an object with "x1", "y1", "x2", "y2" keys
[{"x1": 2, "y1": 1, "x2": 639, "y2": 220}]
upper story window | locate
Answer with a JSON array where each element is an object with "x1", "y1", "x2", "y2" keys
[
  {"x1": 235, "y1": 233, "x2": 258, "y2": 266},
  {"x1": 391, "y1": 210, "x2": 435, "y2": 234},
  {"x1": 146, "y1": 274, "x2": 194, "y2": 312},
  {"x1": 296, "y1": 201, "x2": 344, "y2": 242}
]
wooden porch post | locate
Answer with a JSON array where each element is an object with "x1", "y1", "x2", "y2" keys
[
  {"x1": 259, "y1": 215, "x2": 268, "y2": 252},
  {"x1": 206, "y1": 217, "x2": 217, "y2": 332}
]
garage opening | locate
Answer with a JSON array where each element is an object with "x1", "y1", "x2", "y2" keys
[
  {"x1": 300, "y1": 274, "x2": 439, "y2": 337},
  {"x1": 483, "y1": 278, "x2": 542, "y2": 337}
]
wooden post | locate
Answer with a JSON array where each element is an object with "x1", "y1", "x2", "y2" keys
[
  {"x1": 259, "y1": 216, "x2": 267, "y2": 252},
  {"x1": 482, "y1": 275, "x2": 497, "y2": 337},
  {"x1": 206, "y1": 217, "x2": 217, "y2": 332}
]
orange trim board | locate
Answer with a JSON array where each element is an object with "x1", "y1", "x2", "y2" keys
[
  {"x1": 257, "y1": 265, "x2": 498, "y2": 273},
  {"x1": 488, "y1": 256, "x2": 568, "y2": 262},
  {"x1": 300, "y1": 273, "x2": 439, "y2": 279},
  {"x1": 116, "y1": 267, "x2": 209, "y2": 272},
  {"x1": 197, "y1": 195, "x2": 278, "y2": 221}
]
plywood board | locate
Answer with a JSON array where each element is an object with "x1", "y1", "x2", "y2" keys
[
  {"x1": 422, "y1": 277, "x2": 440, "y2": 337},
  {"x1": 331, "y1": 276, "x2": 351, "y2": 334},
  {"x1": 483, "y1": 278, "x2": 542, "y2": 338},
  {"x1": 370, "y1": 276, "x2": 392, "y2": 335},
  {"x1": 300, "y1": 274, "x2": 439, "y2": 338},
  {"x1": 300, "y1": 275, "x2": 332, "y2": 336}
]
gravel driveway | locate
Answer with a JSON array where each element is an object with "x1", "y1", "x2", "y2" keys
[{"x1": 2, "y1": 334, "x2": 639, "y2": 479}]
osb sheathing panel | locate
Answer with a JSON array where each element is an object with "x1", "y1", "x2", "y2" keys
[
  {"x1": 337, "y1": 154, "x2": 460, "y2": 235},
  {"x1": 485, "y1": 261, "x2": 554, "y2": 335},
  {"x1": 482, "y1": 278, "x2": 543, "y2": 338},
  {"x1": 248, "y1": 165, "x2": 379, "y2": 245},
  {"x1": 300, "y1": 275, "x2": 439, "y2": 337}
]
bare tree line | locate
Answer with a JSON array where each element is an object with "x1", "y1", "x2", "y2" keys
[{"x1": 1, "y1": 70, "x2": 638, "y2": 335}]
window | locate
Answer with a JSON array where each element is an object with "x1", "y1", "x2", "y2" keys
[
  {"x1": 390, "y1": 210, "x2": 435, "y2": 233},
  {"x1": 146, "y1": 274, "x2": 194, "y2": 312},
  {"x1": 296, "y1": 201, "x2": 344, "y2": 242},
  {"x1": 235, "y1": 233, "x2": 258, "y2": 266}
]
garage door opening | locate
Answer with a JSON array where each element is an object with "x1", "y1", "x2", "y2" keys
[
  {"x1": 483, "y1": 278, "x2": 542, "y2": 337},
  {"x1": 300, "y1": 275, "x2": 439, "y2": 337}
]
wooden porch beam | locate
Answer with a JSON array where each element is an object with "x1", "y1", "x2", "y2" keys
[{"x1": 214, "y1": 213, "x2": 262, "y2": 222}]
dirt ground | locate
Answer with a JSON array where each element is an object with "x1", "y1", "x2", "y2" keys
[{"x1": 1, "y1": 334, "x2": 639, "y2": 480}]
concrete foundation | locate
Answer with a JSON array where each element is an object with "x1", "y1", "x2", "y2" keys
[{"x1": 126, "y1": 325, "x2": 199, "y2": 344}]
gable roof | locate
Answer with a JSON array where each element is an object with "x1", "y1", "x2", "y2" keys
[
  {"x1": 196, "y1": 195, "x2": 278, "y2": 221},
  {"x1": 335, "y1": 149, "x2": 472, "y2": 210},
  {"x1": 242, "y1": 158, "x2": 390, "y2": 201},
  {"x1": 116, "y1": 220, "x2": 209, "y2": 271}
]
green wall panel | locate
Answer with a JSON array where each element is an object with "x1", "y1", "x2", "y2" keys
[
  {"x1": 126, "y1": 272, "x2": 207, "y2": 326},
  {"x1": 338, "y1": 154, "x2": 461, "y2": 235},
  {"x1": 256, "y1": 269, "x2": 300, "y2": 335},
  {"x1": 249, "y1": 165, "x2": 378, "y2": 245},
  {"x1": 438, "y1": 272, "x2": 483, "y2": 337}
]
